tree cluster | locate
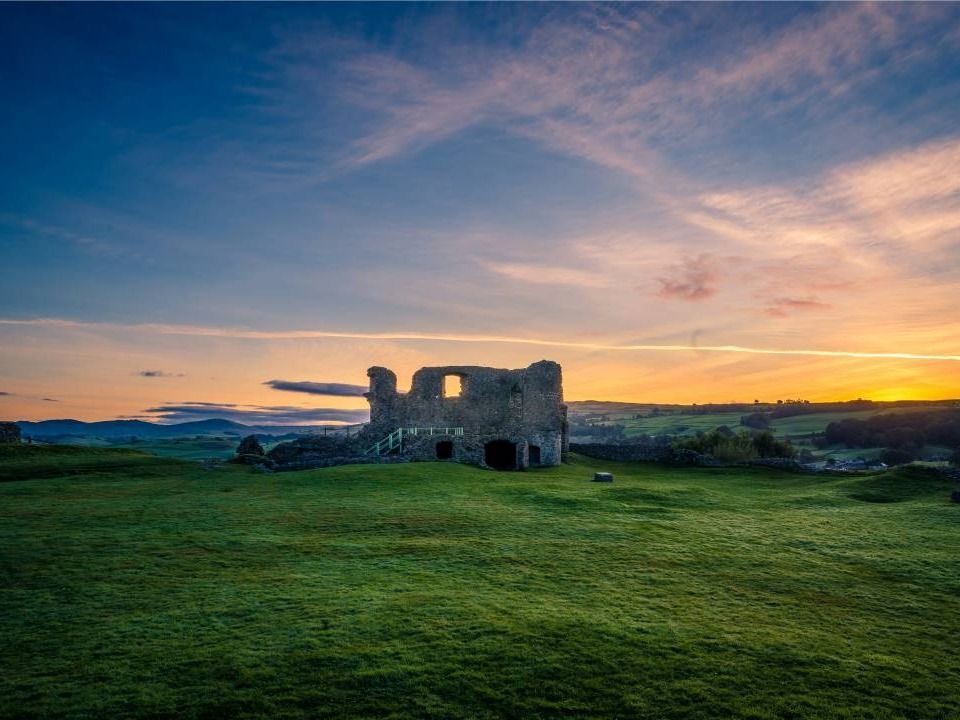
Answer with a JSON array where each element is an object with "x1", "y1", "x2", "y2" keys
[
  {"x1": 674, "y1": 429, "x2": 795, "y2": 463},
  {"x1": 768, "y1": 399, "x2": 873, "y2": 419},
  {"x1": 824, "y1": 410, "x2": 960, "y2": 459},
  {"x1": 879, "y1": 448, "x2": 915, "y2": 467},
  {"x1": 740, "y1": 412, "x2": 771, "y2": 430}
]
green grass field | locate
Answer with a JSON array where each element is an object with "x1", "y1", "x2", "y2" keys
[
  {"x1": 33, "y1": 436, "x2": 244, "y2": 460},
  {"x1": 2, "y1": 445, "x2": 959, "y2": 719},
  {"x1": 592, "y1": 406, "x2": 935, "y2": 441},
  {"x1": 32, "y1": 436, "x2": 304, "y2": 461},
  {"x1": 113, "y1": 437, "x2": 243, "y2": 460},
  {"x1": 598, "y1": 411, "x2": 747, "y2": 437}
]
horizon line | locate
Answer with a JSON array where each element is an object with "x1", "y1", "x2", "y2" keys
[{"x1": 15, "y1": 395, "x2": 960, "y2": 427}]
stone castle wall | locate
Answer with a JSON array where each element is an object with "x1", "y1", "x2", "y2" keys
[{"x1": 364, "y1": 360, "x2": 567, "y2": 469}]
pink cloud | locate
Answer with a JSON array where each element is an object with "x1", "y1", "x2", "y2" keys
[
  {"x1": 763, "y1": 297, "x2": 831, "y2": 318},
  {"x1": 657, "y1": 254, "x2": 721, "y2": 302}
]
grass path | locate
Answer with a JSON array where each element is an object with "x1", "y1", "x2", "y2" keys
[{"x1": 1, "y1": 446, "x2": 958, "y2": 719}]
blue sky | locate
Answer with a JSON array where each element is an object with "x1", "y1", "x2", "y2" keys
[{"x1": 2, "y1": 3, "x2": 960, "y2": 421}]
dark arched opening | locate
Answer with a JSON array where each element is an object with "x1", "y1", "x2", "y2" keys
[
  {"x1": 484, "y1": 440, "x2": 517, "y2": 470},
  {"x1": 436, "y1": 440, "x2": 453, "y2": 460},
  {"x1": 528, "y1": 444, "x2": 541, "y2": 466}
]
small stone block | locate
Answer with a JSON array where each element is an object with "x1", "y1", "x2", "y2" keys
[{"x1": 593, "y1": 472, "x2": 614, "y2": 483}]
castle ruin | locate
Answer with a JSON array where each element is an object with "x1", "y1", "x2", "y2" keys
[{"x1": 363, "y1": 360, "x2": 568, "y2": 470}]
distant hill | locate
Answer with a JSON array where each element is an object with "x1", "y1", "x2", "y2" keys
[
  {"x1": 16, "y1": 418, "x2": 336, "y2": 440},
  {"x1": 566, "y1": 399, "x2": 960, "y2": 418}
]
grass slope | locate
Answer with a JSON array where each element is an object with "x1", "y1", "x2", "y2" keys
[
  {"x1": 27, "y1": 436, "x2": 243, "y2": 460},
  {"x1": 1, "y1": 446, "x2": 958, "y2": 719},
  {"x1": 110, "y1": 437, "x2": 244, "y2": 460}
]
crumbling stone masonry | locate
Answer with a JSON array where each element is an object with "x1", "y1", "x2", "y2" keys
[{"x1": 362, "y1": 360, "x2": 569, "y2": 470}]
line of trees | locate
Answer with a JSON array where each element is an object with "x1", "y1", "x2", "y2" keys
[{"x1": 824, "y1": 411, "x2": 960, "y2": 453}]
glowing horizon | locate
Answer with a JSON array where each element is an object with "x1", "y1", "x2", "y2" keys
[{"x1": 2, "y1": 4, "x2": 960, "y2": 422}]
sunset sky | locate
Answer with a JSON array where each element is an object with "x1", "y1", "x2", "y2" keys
[{"x1": 2, "y1": 3, "x2": 960, "y2": 423}]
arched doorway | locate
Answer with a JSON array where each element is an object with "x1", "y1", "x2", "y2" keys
[
  {"x1": 436, "y1": 440, "x2": 453, "y2": 460},
  {"x1": 484, "y1": 439, "x2": 517, "y2": 470}
]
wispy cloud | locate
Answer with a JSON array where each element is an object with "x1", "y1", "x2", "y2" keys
[
  {"x1": 138, "y1": 370, "x2": 184, "y2": 378},
  {"x1": 688, "y1": 135, "x2": 960, "y2": 295},
  {"x1": 270, "y1": 2, "x2": 959, "y2": 342},
  {"x1": 485, "y1": 261, "x2": 607, "y2": 288},
  {"x1": 0, "y1": 390, "x2": 60, "y2": 402},
  {"x1": 0, "y1": 214, "x2": 147, "y2": 262},
  {"x1": 762, "y1": 297, "x2": 831, "y2": 318},
  {"x1": 2, "y1": 317, "x2": 958, "y2": 362},
  {"x1": 142, "y1": 402, "x2": 368, "y2": 425},
  {"x1": 264, "y1": 380, "x2": 367, "y2": 397},
  {"x1": 318, "y1": 2, "x2": 953, "y2": 183}
]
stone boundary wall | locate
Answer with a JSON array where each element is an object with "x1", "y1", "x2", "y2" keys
[
  {"x1": 570, "y1": 443, "x2": 704, "y2": 464},
  {"x1": 570, "y1": 443, "x2": 808, "y2": 471},
  {"x1": 270, "y1": 455, "x2": 409, "y2": 472}
]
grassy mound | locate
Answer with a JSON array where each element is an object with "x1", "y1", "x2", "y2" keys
[
  {"x1": 845, "y1": 465, "x2": 954, "y2": 504},
  {"x1": 1, "y1": 449, "x2": 958, "y2": 719},
  {"x1": 0, "y1": 444, "x2": 172, "y2": 482}
]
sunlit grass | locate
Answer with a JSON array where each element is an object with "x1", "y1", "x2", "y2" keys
[{"x1": 1, "y1": 446, "x2": 958, "y2": 719}]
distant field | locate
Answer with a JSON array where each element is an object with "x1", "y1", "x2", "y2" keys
[
  {"x1": 576, "y1": 405, "x2": 949, "y2": 462},
  {"x1": 613, "y1": 412, "x2": 746, "y2": 437},
  {"x1": 2, "y1": 445, "x2": 958, "y2": 719},
  {"x1": 584, "y1": 405, "x2": 936, "y2": 440},
  {"x1": 31, "y1": 433, "x2": 239, "y2": 450},
  {"x1": 769, "y1": 406, "x2": 935, "y2": 438},
  {"x1": 112, "y1": 437, "x2": 242, "y2": 460},
  {"x1": 32, "y1": 436, "x2": 260, "y2": 460}
]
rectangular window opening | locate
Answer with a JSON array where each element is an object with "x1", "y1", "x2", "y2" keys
[{"x1": 444, "y1": 375, "x2": 462, "y2": 398}]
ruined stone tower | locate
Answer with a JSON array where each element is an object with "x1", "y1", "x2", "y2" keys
[{"x1": 364, "y1": 360, "x2": 568, "y2": 470}]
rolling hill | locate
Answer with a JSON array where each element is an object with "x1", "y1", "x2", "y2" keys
[{"x1": 16, "y1": 418, "x2": 332, "y2": 440}]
